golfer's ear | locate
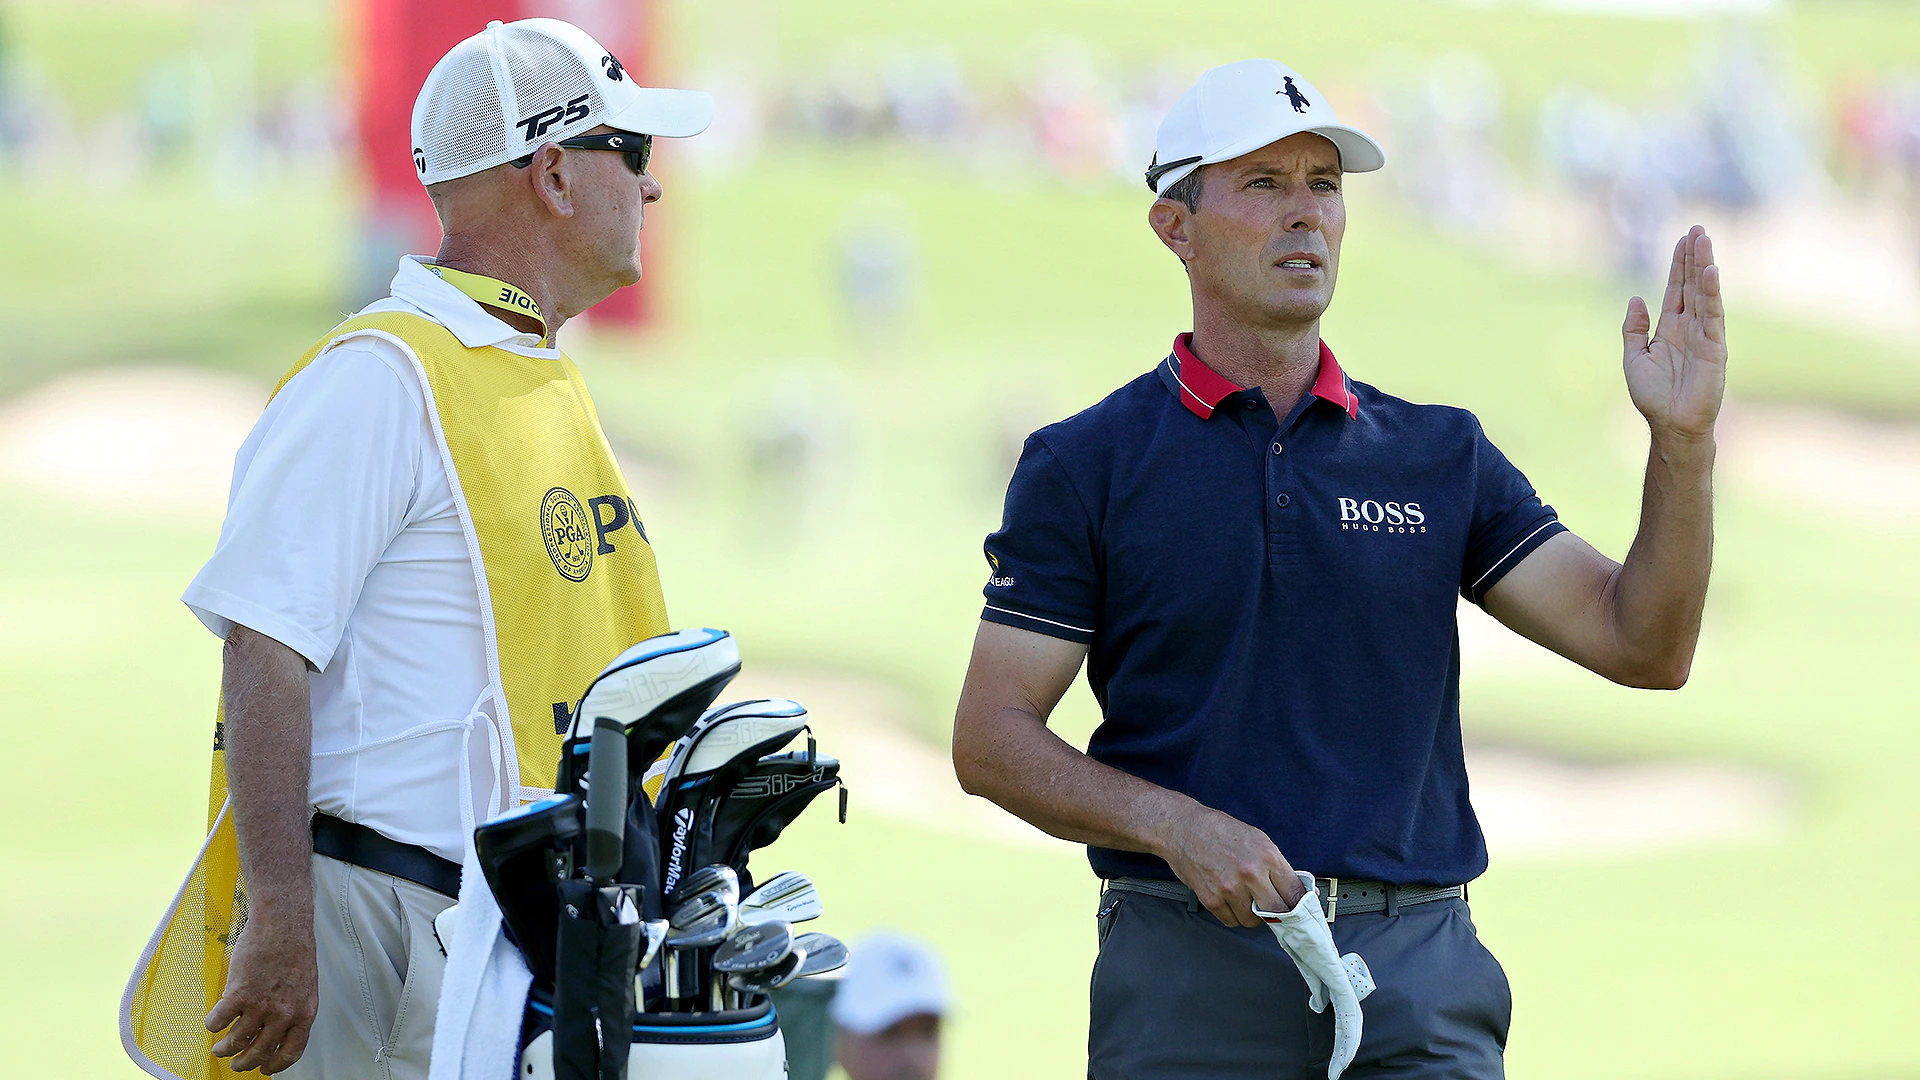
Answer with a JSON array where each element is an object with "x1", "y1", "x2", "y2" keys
[{"x1": 1150, "y1": 198, "x2": 1195, "y2": 264}]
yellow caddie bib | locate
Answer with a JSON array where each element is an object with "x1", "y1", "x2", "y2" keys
[{"x1": 121, "y1": 309, "x2": 668, "y2": 1080}]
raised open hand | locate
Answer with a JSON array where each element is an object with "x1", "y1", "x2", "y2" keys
[{"x1": 1623, "y1": 226, "x2": 1726, "y2": 442}]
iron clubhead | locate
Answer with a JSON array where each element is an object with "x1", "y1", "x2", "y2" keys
[
  {"x1": 665, "y1": 888, "x2": 737, "y2": 948},
  {"x1": 726, "y1": 949, "x2": 804, "y2": 994},
  {"x1": 670, "y1": 863, "x2": 738, "y2": 907},
  {"x1": 740, "y1": 871, "x2": 822, "y2": 926},
  {"x1": 712, "y1": 920, "x2": 795, "y2": 974},
  {"x1": 790, "y1": 932, "x2": 849, "y2": 978},
  {"x1": 638, "y1": 919, "x2": 670, "y2": 970}
]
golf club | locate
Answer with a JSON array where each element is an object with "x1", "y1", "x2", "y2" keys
[
  {"x1": 699, "y1": 750, "x2": 843, "y2": 878},
  {"x1": 712, "y1": 921, "x2": 794, "y2": 1010},
  {"x1": 725, "y1": 948, "x2": 805, "y2": 997},
  {"x1": 664, "y1": 885, "x2": 738, "y2": 1010},
  {"x1": 556, "y1": 628, "x2": 742, "y2": 794},
  {"x1": 789, "y1": 932, "x2": 849, "y2": 979},
  {"x1": 657, "y1": 701, "x2": 809, "y2": 896},
  {"x1": 740, "y1": 871, "x2": 822, "y2": 927}
]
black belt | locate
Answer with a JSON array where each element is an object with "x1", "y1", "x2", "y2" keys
[
  {"x1": 1104, "y1": 875, "x2": 1465, "y2": 922},
  {"x1": 311, "y1": 813, "x2": 461, "y2": 899}
]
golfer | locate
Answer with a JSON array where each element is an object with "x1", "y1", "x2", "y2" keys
[
  {"x1": 123, "y1": 20, "x2": 710, "y2": 1079},
  {"x1": 952, "y1": 59, "x2": 1724, "y2": 1078}
]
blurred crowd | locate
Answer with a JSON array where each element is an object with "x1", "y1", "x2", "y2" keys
[
  {"x1": 0, "y1": 20, "x2": 349, "y2": 190},
  {"x1": 1836, "y1": 75, "x2": 1920, "y2": 200},
  {"x1": 698, "y1": 31, "x2": 1919, "y2": 278},
  {"x1": 687, "y1": 40, "x2": 1197, "y2": 192},
  {"x1": 6, "y1": 15, "x2": 1919, "y2": 278}
]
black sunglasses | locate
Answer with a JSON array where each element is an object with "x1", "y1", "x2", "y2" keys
[{"x1": 512, "y1": 131, "x2": 651, "y2": 175}]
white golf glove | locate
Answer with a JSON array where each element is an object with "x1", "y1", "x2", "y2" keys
[
  {"x1": 1253, "y1": 871, "x2": 1376, "y2": 1080},
  {"x1": 432, "y1": 902, "x2": 459, "y2": 957}
]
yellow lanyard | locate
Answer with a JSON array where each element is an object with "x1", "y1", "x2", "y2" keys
[{"x1": 429, "y1": 264, "x2": 547, "y2": 336}]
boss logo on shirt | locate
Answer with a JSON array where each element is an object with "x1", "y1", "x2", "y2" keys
[{"x1": 1337, "y1": 496, "x2": 1428, "y2": 534}]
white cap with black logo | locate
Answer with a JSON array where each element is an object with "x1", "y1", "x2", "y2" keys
[
  {"x1": 410, "y1": 18, "x2": 713, "y2": 186},
  {"x1": 1146, "y1": 58, "x2": 1384, "y2": 195}
]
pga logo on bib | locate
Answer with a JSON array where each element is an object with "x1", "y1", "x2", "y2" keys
[{"x1": 541, "y1": 487, "x2": 650, "y2": 581}]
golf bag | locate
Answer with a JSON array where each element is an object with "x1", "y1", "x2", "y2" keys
[
  {"x1": 470, "y1": 629, "x2": 846, "y2": 1080},
  {"x1": 520, "y1": 992, "x2": 787, "y2": 1080}
]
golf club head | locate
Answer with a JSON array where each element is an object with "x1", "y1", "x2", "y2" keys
[
  {"x1": 674, "y1": 699, "x2": 810, "y2": 780},
  {"x1": 638, "y1": 918, "x2": 670, "y2": 970},
  {"x1": 726, "y1": 949, "x2": 804, "y2": 995},
  {"x1": 712, "y1": 920, "x2": 795, "y2": 974},
  {"x1": 790, "y1": 932, "x2": 849, "y2": 978},
  {"x1": 666, "y1": 887, "x2": 738, "y2": 948},
  {"x1": 701, "y1": 751, "x2": 842, "y2": 877},
  {"x1": 740, "y1": 871, "x2": 822, "y2": 926},
  {"x1": 659, "y1": 704, "x2": 808, "y2": 894},
  {"x1": 556, "y1": 629, "x2": 741, "y2": 794},
  {"x1": 472, "y1": 792, "x2": 582, "y2": 988},
  {"x1": 670, "y1": 863, "x2": 738, "y2": 907}
]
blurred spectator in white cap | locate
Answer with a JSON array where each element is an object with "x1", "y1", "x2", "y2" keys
[{"x1": 831, "y1": 930, "x2": 949, "y2": 1080}]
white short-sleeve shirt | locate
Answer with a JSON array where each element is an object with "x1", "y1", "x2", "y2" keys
[{"x1": 185, "y1": 256, "x2": 562, "y2": 861}]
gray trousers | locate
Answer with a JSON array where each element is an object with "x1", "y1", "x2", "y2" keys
[
  {"x1": 281, "y1": 853, "x2": 455, "y2": 1080},
  {"x1": 1089, "y1": 887, "x2": 1510, "y2": 1080}
]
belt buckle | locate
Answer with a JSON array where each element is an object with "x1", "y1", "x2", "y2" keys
[{"x1": 1317, "y1": 876, "x2": 1338, "y2": 923}]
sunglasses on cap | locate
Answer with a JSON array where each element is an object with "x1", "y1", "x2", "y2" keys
[{"x1": 512, "y1": 131, "x2": 651, "y2": 175}]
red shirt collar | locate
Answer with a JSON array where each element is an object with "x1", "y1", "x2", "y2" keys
[{"x1": 1168, "y1": 332, "x2": 1358, "y2": 420}]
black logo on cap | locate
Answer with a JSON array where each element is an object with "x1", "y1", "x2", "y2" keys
[
  {"x1": 1281, "y1": 77, "x2": 1311, "y2": 114},
  {"x1": 602, "y1": 54, "x2": 626, "y2": 82},
  {"x1": 413, "y1": 146, "x2": 426, "y2": 173},
  {"x1": 517, "y1": 94, "x2": 592, "y2": 140}
]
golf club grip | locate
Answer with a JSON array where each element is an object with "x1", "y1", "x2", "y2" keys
[{"x1": 586, "y1": 716, "x2": 627, "y2": 880}]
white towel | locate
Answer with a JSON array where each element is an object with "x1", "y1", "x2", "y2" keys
[{"x1": 428, "y1": 847, "x2": 533, "y2": 1080}]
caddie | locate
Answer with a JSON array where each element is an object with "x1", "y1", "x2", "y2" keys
[
  {"x1": 122, "y1": 20, "x2": 711, "y2": 1080},
  {"x1": 951, "y1": 58, "x2": 1726, "y2": 1079}
]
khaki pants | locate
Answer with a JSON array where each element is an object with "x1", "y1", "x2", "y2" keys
[{"x1": 283, "y1": 853, "x2": 455, "y2": 1080}]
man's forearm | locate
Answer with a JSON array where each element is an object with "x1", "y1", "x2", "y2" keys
[
  {"x1": 222, "y1": 626, "x2": 316, "y2": 925},
  {"x1": 954, "y1": 703, "x2": 1192, "y2": 858},
  {"x1": 1607, "y1": 431, "x2": 1716, "y2": 686}
]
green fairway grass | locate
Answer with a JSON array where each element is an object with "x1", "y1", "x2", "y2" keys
[{"x1": 2, "y1": 1, "x2": 1917, "y2": 1077}]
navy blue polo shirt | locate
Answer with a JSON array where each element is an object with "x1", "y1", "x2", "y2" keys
[{"x1": 981, "y1": 334, "x2": 1564, "y2": 886}]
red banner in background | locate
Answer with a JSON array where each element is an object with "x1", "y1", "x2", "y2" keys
[{"x1": 353, "y1": 0, "x2": 658, "y2": 328}]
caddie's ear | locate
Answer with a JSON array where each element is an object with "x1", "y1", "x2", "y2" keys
[
  {"x1": 1149, "y1": 196, "x2": 1196, "y2": 267},
  {"x1": 525, "y1": 143, "x2": 577, "y2": 219}
]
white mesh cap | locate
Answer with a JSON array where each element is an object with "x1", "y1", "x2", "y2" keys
[
  {"x1": 1147, "y1": 59, "x2": 1384, "y2": 195},
  {"x1": 411, "y1": 18, "x2": 713, "y2": 186}
]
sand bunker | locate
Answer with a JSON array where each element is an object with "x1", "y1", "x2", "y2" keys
[
  {"x1": 0, "y1": 365, "x2": 266, "y2": 518},
  {"x1": 0, "y1": 366, "x2": 1799, "y2": 858},
  {"x1": 730, "y1": 669, "x2": 1791, "y2": 861},
  {"x1": 1715, "y1": 402, "x2": 1920, "y2": 523}
]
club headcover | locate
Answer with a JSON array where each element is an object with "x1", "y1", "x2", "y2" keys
[
  {"x1": 697, "y1": 750, "x2": 843, "y2": 877},
  {"x1": 555, "y1": 629, "x2": 742, "y2": 796},
  {"x1": 474, "y1": 793, "x2": 583, "y2": 988}
]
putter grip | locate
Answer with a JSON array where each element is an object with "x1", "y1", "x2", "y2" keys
[{"x1": 585, "y1": 716, "x2": 627, "y2": 881}]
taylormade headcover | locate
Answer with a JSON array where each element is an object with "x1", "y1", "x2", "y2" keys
[{"x1": 1253, "y1": 871, "x2": 1376, "y2": 1080}]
